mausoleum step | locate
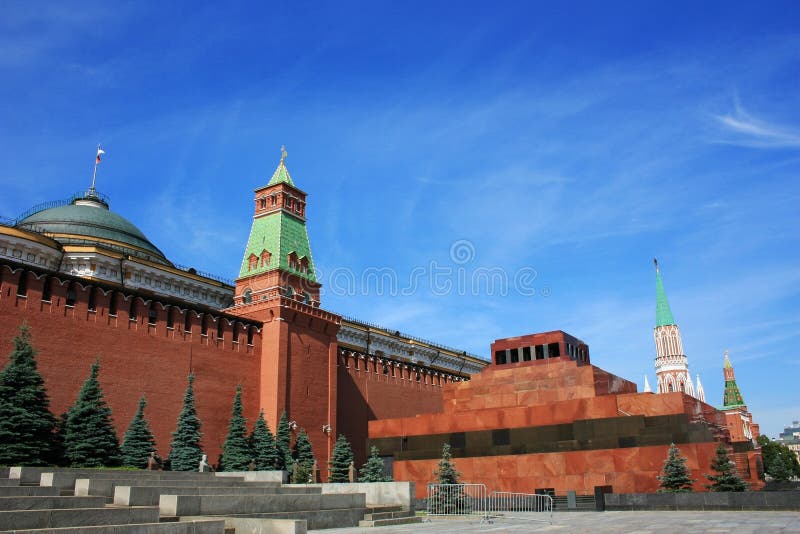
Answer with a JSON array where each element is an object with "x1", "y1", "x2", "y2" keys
[
  {"x1": 0, "y1": 506, "x2": 160, "y2": 530},
  {"x1": 179, "y1": 506, "x2": 366, "y2": 531},
  {"x1": 0, "y1": 480, "x2": 21, "y2": 487},
  {"x1": 362, "y1": 509, "x2": 415, "y2": 521},
  {"x1": 358, "y1": 516, "x2": 422, "y2": 527},
  {"x1": 0, "y1": 487, "x2": 60, "y2": 497},
  {"x1": 0, "y1": 496, "x2": 107, "y2": 511},
  {"x1": 0, "y1": 519, "x2": 226, "y2": 534},
  {"x1": 114, "y1": 485, "x2": 318, "y2": 506}
]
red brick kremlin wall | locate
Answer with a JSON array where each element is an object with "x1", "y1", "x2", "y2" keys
[
  {"x1": 336, "y1": 348, "x2": 447, "y2": 464},
  {"x1": 0, "y1": 266, "x2": 263, "y2": 466}
]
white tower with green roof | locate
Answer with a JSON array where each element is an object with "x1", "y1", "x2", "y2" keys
[{"x1": 652, "y1": 258, "x2": 698, "y2": 397}]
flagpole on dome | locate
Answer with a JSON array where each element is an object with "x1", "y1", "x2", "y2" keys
[{"x1": 90, "y1": 144, "x2": 105, "y2": 197}]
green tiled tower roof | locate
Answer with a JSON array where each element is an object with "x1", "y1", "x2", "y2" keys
[
  {"x1": 654, "y1": 258, "x2": 676, "y2": 327},
  {"x1": 722, "y1": 352, "x2": 745, "y2": 409},
  {"x1": 267, "y1": 159, "x2": 295, "y2": 186},
  {"x1": 238, "y1": 159, "x2": 315, "y2": 283}
]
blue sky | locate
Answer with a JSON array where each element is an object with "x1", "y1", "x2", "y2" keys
[{"x1": 1, "y1": 2, "x2": 798, "y2": 438}]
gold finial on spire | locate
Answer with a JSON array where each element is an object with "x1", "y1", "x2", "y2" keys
[{"x1": 280, "y1": 145, "x2": 288, "y2": 163}]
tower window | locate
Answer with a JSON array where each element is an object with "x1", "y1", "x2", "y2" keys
[
  {"x1": 259, "y1": 198, "x2": 266, "y2": 209},
  {"x1": 299, "y1": 257, "x2": 309, "y2": 274},
  {"x1": 248, "y1": 254, "x2": 258, "y2": 271},
  {"x1": 287, "y1": 252, "x2": 299, "y2": 271},
  {"x1": 260, "y1": 250, "x2": 271, "y2": 267},
  {"x1": 243, "y1": 289, "x2": 252, "y2": 304}
]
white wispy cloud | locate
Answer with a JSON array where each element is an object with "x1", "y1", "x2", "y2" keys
[{"x1": 714, "y1": 100, "x2": 800, "y2": 148}]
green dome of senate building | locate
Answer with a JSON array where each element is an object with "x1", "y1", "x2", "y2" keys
[{"x1": 16, "y1": 192, "x2": 171, "y2": 266}]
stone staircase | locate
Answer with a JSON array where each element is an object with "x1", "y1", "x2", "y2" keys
[
  {"x1": 358, "y1": 505, "x2": 420, "y2": 527},
  {"x1": 0, "y1": 467, "x2": 414, "y2": 532}
]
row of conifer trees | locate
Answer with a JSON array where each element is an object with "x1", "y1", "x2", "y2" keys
[{"x1": 0, "y1": 324, "x2": 391, "y2": 481}]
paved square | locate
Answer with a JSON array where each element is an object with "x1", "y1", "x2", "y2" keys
[{"x1": 323, "y1": 511, "x2": 800, "y2": 533}]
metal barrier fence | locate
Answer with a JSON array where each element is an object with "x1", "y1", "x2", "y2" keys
[
  {"x1": 426, "y1": 485, "x2": 554, "y2": 524},
  {"x1": 426, "y1": 483, "x2": 489, "y2": 521},
  {"x1": 489, "y1": 491, "x2": 553, "y2": 524}
]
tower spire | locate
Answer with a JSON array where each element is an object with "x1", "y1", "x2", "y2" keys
[
  {"x1": 722, "y1": 350, "x2": 745, "y2": 408},
  {"x1": 654, "y1": 257, "x2": 675, "y2": 327}
]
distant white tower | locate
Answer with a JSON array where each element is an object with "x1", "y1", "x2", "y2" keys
[
  {"x1": 643, "y1": 375, "x2": 652, "y2": 393},
  {"x1": 653, "y1": 259, "x2": 695, "y2": 396},
  {"x1": 695, "y1": 374, "x2": 705, "y2": 402}
]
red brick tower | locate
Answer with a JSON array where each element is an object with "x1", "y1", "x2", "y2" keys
[{"x1": 226, "y1": 148, "x2": 341, "y2": 478}]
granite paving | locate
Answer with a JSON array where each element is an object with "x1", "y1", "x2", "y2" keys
[{"x1": 321, "y1": 511, "x2": 800, "y2": 533}]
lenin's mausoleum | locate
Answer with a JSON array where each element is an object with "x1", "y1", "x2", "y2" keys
[{"x1": 0, "y1": 152, "x2": 762, "y2": 496}]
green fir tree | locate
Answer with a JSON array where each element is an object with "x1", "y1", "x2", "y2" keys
[
  {"x1": 0, "y1": 324, "x2": 59, "y2": 466},
  {"x1": 657, "y1": 443, "x2": 695, "y2": 492},
  {"x1": 706, "y1": 442, "x2": 748, "y2": 492},
  {"x1": 291, "y1": 460, "x2": 311, "y2": 483},
  {"x1": 120, "y1": 395, "x2": 156, "y2": 468},
  {"x1": 250, "y1": 411, "x2": 279, "y2": 470},
  {"x1": 275, "y1": 411, "x2": 293, "y2": 471},
  {"x1": 434, "y1": 443, "x2": 461, "y2": 484},
  {"x1": 429, "y1": 443, "x2": 467, "y2": 514},
  {"x1": 168, "y1": 374, "x2": 203, "y2": 471},
  {"x1": 329, "y1": 434, "x2": 354, "y2": 482},
  {"x1": 63, "y1": 360, "x2": 121, "y2": 467},
  {"x1": 292, "y1": 429, "x2": 314, "y2": 468},
  {"x1": 359, "y1": 445, "x2": 392, "y2": 482},
  {"x1": 221, "y1": 385, "x2": 251, "y2": 471}
]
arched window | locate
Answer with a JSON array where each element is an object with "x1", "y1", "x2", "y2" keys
[
  {"x1": 260, "y1": 250, "x2": 271, "y2": 267},
  {"x1": 16, "y1": 271, "x2": 27, "y2": 296},
  {"x1": 259, "y1": 198, "x2": 266, "y2": 209},
  {"x1": 201, "y1": 314, "x2": 208, "y2": 336},
  {"x1": 247, "y1": 326, "x2": 254, "y2": 345},
  {"x1": 128, "y1": 299, "x2": 137, "y2": 321},
  {"x1": 303, "y1": 292, "x2": 311, "y2": 304},
  {"x1": 148, "y1": 303, "x2": 157, "y2": 325},
  {"x1": 41, "y1": 276, "x2": 52, "y2": 302},
  {"x1": 299, "y1": 257, "x2": 309, "y2": 274},
  {"x1": 285, "y1": 285, "x2": 294, "y2": 298},
  {"x1": 248, "y1": 254, "x2": 258, "y2": 271},
  {"x1": 243, "y1": 289, "x2": 252, "y2": 304},
  {"x1": 217, "y1": 318, "x2": 224, "y2": 340},
  {"x1": 184, "y1": 311, "x2": 192, "y2": 333}
]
